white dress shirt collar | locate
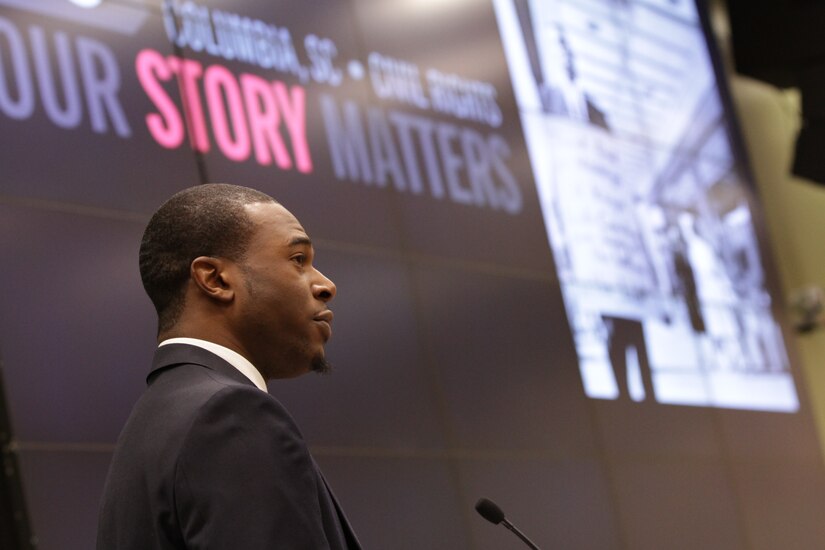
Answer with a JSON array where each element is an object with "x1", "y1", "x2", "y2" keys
[{"x1": 158, "y1": 337, "x2": 267, "y2": 392}]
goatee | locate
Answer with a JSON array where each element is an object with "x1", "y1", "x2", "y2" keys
[{"x1": 311, "y1": 356, "x2": 332, "y2": 375}]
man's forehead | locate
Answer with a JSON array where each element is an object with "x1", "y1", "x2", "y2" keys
[{"x1": 244, "y1": 201, "x2": 309, "y2": 243}]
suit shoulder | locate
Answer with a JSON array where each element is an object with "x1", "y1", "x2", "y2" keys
[
  {"x1": 177, "y1": 380, "x2": 309, "y2": 437},
  {"x1": 147, "y1": 363, "x2": 260, "y2": 406},
  {"x1": 174, "y1": 382, "x2": 312, "y2": 494}
]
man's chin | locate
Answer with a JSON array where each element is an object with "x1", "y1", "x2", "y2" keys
[{"x1": 311, "y1": 355, "x2": 332, "y2": 375}]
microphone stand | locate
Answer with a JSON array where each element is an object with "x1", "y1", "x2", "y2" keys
[{"x1": 501, "y1": 518, "x2": 541, "y2": 550}]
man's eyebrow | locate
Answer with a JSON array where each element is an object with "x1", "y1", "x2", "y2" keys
[{"x1": 288, "y1": 236, "x2": 312, "y2": 247}]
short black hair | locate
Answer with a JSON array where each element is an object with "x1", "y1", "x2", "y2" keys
[{"x1": 139, "y1": 183, "x2": 276, "y2": 333}]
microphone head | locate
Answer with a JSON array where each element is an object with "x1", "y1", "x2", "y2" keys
[{"x1": 475, "y1": 497, "x2": 505, "y2": 525}]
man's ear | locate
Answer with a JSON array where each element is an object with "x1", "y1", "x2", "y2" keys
[{"x1": 190, "y1": 256, "x2": 235, "y2": 303}]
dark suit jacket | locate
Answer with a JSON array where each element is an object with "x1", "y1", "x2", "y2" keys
[{"x1": 97, "y1": 343, "x2": 361, "y2": 549}]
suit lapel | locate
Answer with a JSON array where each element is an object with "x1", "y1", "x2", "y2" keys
[
  {"x1": 150, "y1": 344, "x2": 360, "y2": 548},
  {"x1": 314, "y1": 461, "x2": 362, "y2": 549},
  {"x1": 148, "y1": 343, "x2": 257, "y2": 388}
]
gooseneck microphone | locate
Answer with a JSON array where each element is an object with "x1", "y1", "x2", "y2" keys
[{"x1": 475, "y1": 497, "x2": 542, "y2": 550}]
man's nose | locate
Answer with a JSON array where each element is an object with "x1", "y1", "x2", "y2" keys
[{"x1": 313, "y1": 269, "x2": 336, "y2": 302}]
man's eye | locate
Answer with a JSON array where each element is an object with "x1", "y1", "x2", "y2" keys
[{"x1": 292, "y1": 255, "x2": 306, "y2": 265}]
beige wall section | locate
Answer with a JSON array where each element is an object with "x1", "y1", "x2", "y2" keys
[{"x1": 730, "y1": 75, "x2": 825, "y2": 461}]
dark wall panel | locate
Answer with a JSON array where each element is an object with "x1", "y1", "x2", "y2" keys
[
  {"x1": 270, "y1": 249, "x2": 448, "y2": 450},
  {"x1": 592, "y1": 401, "x2": 725, "y2": 460},
  {"x1": 732, "y1": 460, "x2": 825, "y2": 550},
  {"x1": 611, "y1": 459, "x2": 745, "y2": 550},
  {"x1": 458, "y1": 457, "x2": 621, "y2": 549},
  {"x1": 0, "y1": 204, "x2": 153, "y2": 443},
  {"x1": 315, "y1": 455, "x2": 470, "y2": 550},
  {"x1": 17, "y1": 450, "x2": 112, "y2": 550},
  {"x1": 412, "y1": 265, "x2": 589, "y2": 454}
]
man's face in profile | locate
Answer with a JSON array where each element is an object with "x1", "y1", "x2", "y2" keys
[{"x1": 230, "y1": 202, "x2": 337, "y2": 379}]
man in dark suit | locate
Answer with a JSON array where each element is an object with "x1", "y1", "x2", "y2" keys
[{"x1": 97, "y1": 184, "x2": 361, "y2": 549}]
